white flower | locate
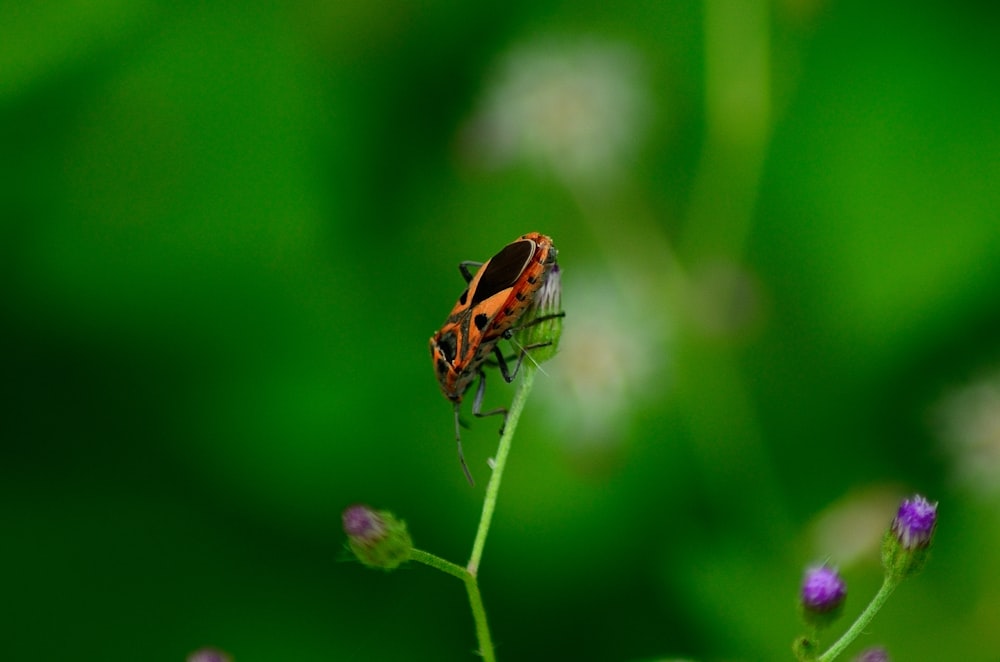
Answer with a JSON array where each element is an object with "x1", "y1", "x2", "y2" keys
[
  {"x1": 808, "y1": 487, "x2": 902, "y2": 569},
  {"x1": 460, "y1": 36, "x2": 650, "y2": 189},
  {"x1": 935, "y1": 371, "x2": 1000, "y2": 499},
  {"x1": 534, "y1": 268, "x2": 669, "y2": 453}
]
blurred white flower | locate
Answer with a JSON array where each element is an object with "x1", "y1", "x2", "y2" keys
[
  {"x1": 808, "y1": 486, "x2": 902, "y2": 569},
  {"x1": 935, "y1": 371, "x2": 1000, "y2": 499},
  {"x1": 460, "y1": 36, "x2": 650, "y2": 189},
  {"x1": 535, "y1": 269, "x2": 669, "y2": 455}
]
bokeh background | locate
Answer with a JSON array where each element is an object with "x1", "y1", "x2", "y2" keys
[{"x1": 3, "y1": 0, "x2": 1000, "y2": 660}]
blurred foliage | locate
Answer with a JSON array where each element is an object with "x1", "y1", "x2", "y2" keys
[{"x1": 3, "y1": 0, "x2": 1000, "y2": 660}]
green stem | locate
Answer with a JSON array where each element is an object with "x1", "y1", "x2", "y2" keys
[
  {"x1": 410, "y1": 548, "x2": 496, "y2": 662},
  {"x1": 410, "y1": 548, "x2": 467, "y2": 580},
  {"x1": 410, "y1": 362, "x2": 539, "y2": 662},
  {"x1": 463, "y1": 570, "x2": 495, "y2": 662},
  {"x1": 818, "y1": 575, "x2": 899, "y2": 662},
  {"x1": 467, "y1": 364, "x2": 538, "y2": 576}
]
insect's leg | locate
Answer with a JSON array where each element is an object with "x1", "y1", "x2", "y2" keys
[
  {"x1": 491, "y1": 343, "x2": 520, "y2": 384},
  {"x1": 458, "y1": 261, "x2": 483, "y2": 283},
  {"x1": 489, "y1": 310, "x2": 567, "y2": 377},
  {"x1": 453, "y1": 401, "x2": 474, "y2": 486},
  {"x1": 506, "y1": 311, "x2": 566, "y2": 333},
  {"x1": 483, "y1": 337, "x2": 563, "y2": 378},
  {"x1": 471, "y1": 368, "x2": 509, "y2": 436},
  {"x1": 495, "y1": 338, "x2": 562, "y2": 384}
]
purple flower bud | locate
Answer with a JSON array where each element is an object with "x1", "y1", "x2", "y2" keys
[
  {"x1": 187, "y1": 648, "x2": 232, "y2": 662},
  {"x1": 799, "y1": 564, "x2": 847, "y2": 630},
  {"x1": 801, "y1": 565, "x2": 847, "y2": 613},
  {"x1": 882, "y1": 494, "x2": 937, "y2": 579},
  {"x1": 343, "y1": 504, "x2": 386, "y2": 544},
  {"x1": 854, "y1": 646, "x2": 890, "y2": 662},
  {"x1": 342, "y1": 504, "x2": 412, "y2": 570},
  {"x1": 890, "y1": 495, "x2": 937, "y2": 549}
]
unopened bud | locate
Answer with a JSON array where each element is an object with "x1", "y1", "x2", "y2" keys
[
  {"x1": 342, "y1": 504, "x2": 412, "y2": 570},
  {"x1": 853, "y1": 647, "x2": 890, "y2": 662},
  {"x1": 516, "y1": 261, "x2": 564, "y2": 362},
  {"x1": 187, "y1": 648, "x2": 232, "y2": 662},
  {"x1": 882, "y1": 495, "x2": 937, "y2": 579},
  {"x1": 799, "y1": 565, "x2": 846, "y2": 629}
]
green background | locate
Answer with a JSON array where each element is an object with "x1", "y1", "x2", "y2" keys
[{"x1": 3, "y1": 1, "x2": 999, "y2": 660}]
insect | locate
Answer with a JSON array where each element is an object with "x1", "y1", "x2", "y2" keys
[{"x1": 429, "y1": 232, "x2": 562, "y2": 484}]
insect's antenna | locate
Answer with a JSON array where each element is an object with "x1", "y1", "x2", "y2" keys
[{"x1": 454, "y1": 402, "x2": 475, "y2": 486}]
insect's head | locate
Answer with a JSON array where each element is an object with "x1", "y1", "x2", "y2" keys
[{"x1": 430, "y1": 328, "x2": 465, "y2": 401}]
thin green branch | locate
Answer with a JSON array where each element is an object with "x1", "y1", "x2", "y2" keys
[
  {"x1": 409, "y1": 548, "x2": 496, "y2": 661},
  {"x1": 818, "y1": 575, "x2": 899, "y2": 662},
  {"x1": 463, "y1": 571, "x2": 495, "y2": 662},
  {"x1": 410, "y1": 548, "x2": 467, "y2": 580},
  {"x1": 410, "y1": 351, "x2": 541, "y2": 662},
  {"x1": 467, "y1": 364, "x2": 538, "y2": 577}
]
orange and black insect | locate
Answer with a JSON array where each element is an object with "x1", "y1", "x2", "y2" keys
[{"x1": 429, "y1": 232, "x2": 562, "y2": 484}]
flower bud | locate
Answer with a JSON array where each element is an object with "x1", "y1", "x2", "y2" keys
[
  {"x1": 516, "y1": 261, "x2": 563, "y2": 363},
  {"x1": 799, "y1": 565, "x2": 847, "y2": 628},
  {"x1": 853, "y1": 647, "x2": 890, "y2": 662},
  {"x1": 792, "y1": 636, "x2": 820, "y2": 660},
  {"x1": 882, "y1": 494, "x2": 937, "y2": 579},
  {"x1": 890, "y1": 495, "x2": 937, "y2": 549},
  {"x1": 187, "y1": 648, "x2": 232, "y2": 662},
  {"x1": 342, "y1": 504, "x2": 412, "y2": 571}
]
